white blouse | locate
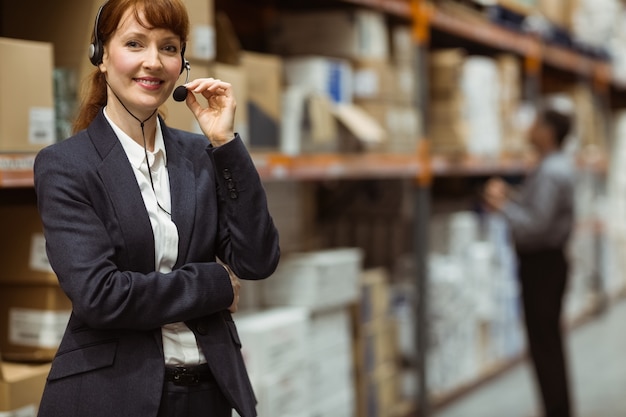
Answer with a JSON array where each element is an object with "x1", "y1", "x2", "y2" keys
[{"x1": 104, "y1": 108, "x2": 206, "y2": 365}]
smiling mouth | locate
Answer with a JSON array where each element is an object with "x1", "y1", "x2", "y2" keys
[{"x1": 134, "y1": 78, "x2": 163, "y2": 87}]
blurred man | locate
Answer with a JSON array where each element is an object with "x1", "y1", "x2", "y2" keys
[{"x1": 484, "y1": 105, "x2": 575, "y2": 417}]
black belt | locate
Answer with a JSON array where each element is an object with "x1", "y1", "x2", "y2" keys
[{"x1": 164, "y1": 364, "x2": 214, "y2": 386}]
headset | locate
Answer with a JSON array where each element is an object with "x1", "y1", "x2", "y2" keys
[{"x1": 88, "y1": 1, "x2": 189, "y2": 75}]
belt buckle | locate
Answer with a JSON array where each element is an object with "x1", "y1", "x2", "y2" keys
[{"x1": 172, "y1": 367, "x2": 200, "y2": 386}]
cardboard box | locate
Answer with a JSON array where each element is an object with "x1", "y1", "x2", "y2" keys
[
  {"x1": 284, "y1": 56, "x2": 353, "y2": 105},
  {"x1": 162, "y1": 60, "x2": 212, "y2": 134},
  {"x1": 353, "y1": 59, "x2": 396, "y2": 102},
  {"x1": 390, "y1": 25, "x2": 416, "y2": 65},
  {"x1": 262, "y1": 248, "x2": 364, "y2": 311},
  {"x1": 308, "y1": 340, "x2": 354, "y2": 404},
  {"x1": 212, "y1": 63, "x2": 249, "y2": 141},
  {"x1": 310, "y1": 388, "x2": 355, "y2": 417},
  {"x1": 0, "y1": 205, "x2": 56, "y2": 286},
  {"x1": 0, "y1": 285, "x2": 71, "y2": 362},
  {"x1": 263, "y1": 182, "x2": 320, "y2": 253},
  {"x1": 538, "y1": 0, "x2": 573, "y2": 29},
  {"x1": 241, "y1": 51, "x2": 282, "y2": 149},
  {"x1": 308, "y1": 307, "x2": 352, "y2": 353},
  {"x1": 353, "y1": 59, "x2": 417, "y2": 105},
  {"x1": 247, "y1": 367, "x2": 310, "y2": 417},
  {"x1": 1, "y1": 0, "x2": 96, "y2": 73},
  {"x1": 0, "y1": 38, "x2": 56, "y2": 152},
  {"x1": 393, "y1": 62, "x2": 419, "y2": 106},
  {"x1": 354, "y1": 318, "x2": 398, "y2": 375},
  {"x1": 356, "y1": 101, "x2": 421, "y2": 153},
  {"x1": 356, "y1": 364, "x2": 400, "y2": 417},
  {"x1": 235, "y1": 307, "x2": 309, "y2": 377},
  {"x1": 270, "y1": 10, "x2": 389, "y2": 60},
  {"x1": 280, "y1": 87, "x2": 339, "y2": 155},
  {"x1": 0, "y1": 356, "x2": 50, "y2": 416},
  {"x1": 184, "y1": 0, "x2": 216, "y2": 61},
  {"x1": 358, "y1": 268, "x2": 391, "y2": 323}
]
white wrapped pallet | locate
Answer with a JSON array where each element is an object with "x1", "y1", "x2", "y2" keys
[
  {"x1": 234, "y1": 307, "x2": 311, "y2": 417},
  {"x1": 262, "y1": 248, "x2": 363, "y2": 311},
  {"x1": 235, "y1": 307, "x2": 309, "y2": 378},
  {"x1": 461, "y1": 56, "x2": 502, "y2": 158}
]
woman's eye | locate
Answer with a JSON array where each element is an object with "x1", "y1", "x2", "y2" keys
[
  {"x1": 126, "y1": 41, "x2": 140, "y2": 48},
  {"x1": 163, "y1": 45, "x2": 178, "y2": 53}
]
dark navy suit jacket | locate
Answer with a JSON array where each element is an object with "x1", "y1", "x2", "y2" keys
[{"x1": 33, "y1": 110, "x2": 280, "y2": 417}]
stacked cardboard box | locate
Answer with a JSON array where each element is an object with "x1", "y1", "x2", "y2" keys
[
  {"x1": 428, "y1": 49, "x2": 468, "y2": 157},
  {"x1": 0, "y1": 205, "x2": 70, "y2": 363},
  {"x1": 271, "y1": 9, "x2": 418, "y2": 155},
  {"x1": 538, "y1": 0, "x2": 576, "y2": 30},
  {"x1": 355, "y1": 24, "x2": 422, "y2": 154},
  {"x1": 241, "y1": 52, "x2": 283, "y2": 150},
  {"x1": 0, "y1": 353, "x2": 51, "y2": 416},
  {"x1": 235, "y1": 307, "x2": 310, "y2": 417},
  {"x1": 606, "y1": 110, "x2": 626, "y2": 297},
  {"x1": 569, "y1": 83, "x2": 608, "y2": 151},
  {"x1": 308, "y1": 308, "x2": 356, "y2": 417},
  {"x1": 430, "y1": 49, "x2": 522, "y2": 159},
  {"x1": 270, "y1": 10, "x2": 389, "y2": 61},
  {"x1": 262, "y1": 248, "x2": 363, "y2": 310},
  {"x1": 425, "y1": 211, "x2": 524, "y2": 395},
  {"x1": 354, "y1": 268, "x2": 406, "y2": 417},
  {"x1": 0, "y1": 38, "x2": 56, "y2": 152},
  {"x1": 497, "y1": 54, "x2": 528, "y2": 157},
  {"x1": 251, "y1": 247, "x2": 364, "y2": 416}
]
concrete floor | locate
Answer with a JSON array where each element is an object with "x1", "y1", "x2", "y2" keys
[{"x1": 433, "y1": 299, "x2": 626, "y2": 417}]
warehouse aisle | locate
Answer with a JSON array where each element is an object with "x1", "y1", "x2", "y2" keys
[{"x1": 433, "y1": 299, "x2": 626, "y2": 417}]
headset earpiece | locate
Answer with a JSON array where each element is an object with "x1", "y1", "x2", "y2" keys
[
  {"x1": 180, "y1": 44, "x2": 187, "y2": 74},
  {"x1": 89, "y1": 3, "x2": 107, "y2": 66}
]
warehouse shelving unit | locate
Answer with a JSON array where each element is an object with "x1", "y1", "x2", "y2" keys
[{"x1": 0, "y1": 0, "x2": 620, "y2": 416}]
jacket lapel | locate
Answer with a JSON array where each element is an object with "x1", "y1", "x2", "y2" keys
[
  {"x1": 88, "y1": 111, "x2": 156, "y2": 273},
  {"x1": 161, "y1": 122, "x2": 197, "y2": 267}
]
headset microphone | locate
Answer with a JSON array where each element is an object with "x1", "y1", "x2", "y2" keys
[{"x1": 173, "y1": 60, "x2": 191, "y2": 102}]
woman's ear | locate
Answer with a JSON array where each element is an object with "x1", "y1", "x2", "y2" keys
[{"x1": 98, "y1": 49, "x2": 108, "y2": 73}]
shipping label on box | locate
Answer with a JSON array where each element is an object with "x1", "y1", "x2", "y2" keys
[
  {"x1": 190, "y1": 25, "x2": 215, "y2": 61},
  {"x1": 183, "y1": 0, "x2": 215, "y2": 60},
  {"x1": 29, "y1": 235, "x2": 53, "y2": 274},
  {"x1": 0, "y1": 285, "x2": 71, "y2": 362},
  {"x1": 0, "y1": 205, "x2": 57, "y2": 285},
  {"x1": 28, "y1": 108, "x2": 55, "y2": 147},
  {"x1": 9, "y1": 309, "x2": 69, "y2": 349}
]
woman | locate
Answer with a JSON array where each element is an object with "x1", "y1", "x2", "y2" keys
[{"x1": 34, "y1": 1, "x2": 279, "y2": 416}]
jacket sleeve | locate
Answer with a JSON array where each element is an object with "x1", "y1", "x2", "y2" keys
[
  {"x1": 34, "y1": 143, "x2": 234, "y2": 331},
  {"x1": 207, "y1": 135, "x2": 280, "y2": 280}
]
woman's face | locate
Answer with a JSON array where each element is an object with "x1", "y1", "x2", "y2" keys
[{"x1": 99, "y1": 8, "x2": 183, "y2": 117}]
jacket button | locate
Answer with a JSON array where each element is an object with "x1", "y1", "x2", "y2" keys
[
  {"x1": 223, "y1": 169, "x2": 232, "y2": 180},
  {"x1": 196, "y1": 322, "x2": 208, "y2": 335},
  {"x1": 229, "y1": 190, "x2": 239, "y2": 200},
  {"x1": 227, "y1": 179, "x2": 235, "y2": 190}
]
